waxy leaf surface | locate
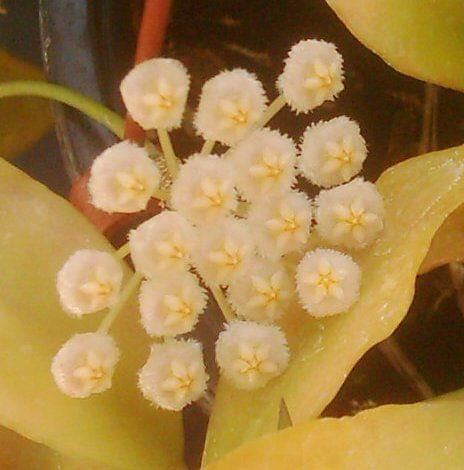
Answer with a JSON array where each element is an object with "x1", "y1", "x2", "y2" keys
[
  {"x1": 0, "y1": 159, "x2": 184, "y2": 469},
  {"x1": 206, "y1": 389, "x2": 464, "y2": 469},
  {"x1": 326, "y1": 0, "x2": 464, "y2": 91},
  {"x1": 0, "y1": 426, "x2": 115, "y2": 469}
]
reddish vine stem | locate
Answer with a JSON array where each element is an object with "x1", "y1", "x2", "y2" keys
[
  {"x1": 69, "y1": 0, "x2": 173, "y2": 237},
  {"x1": 124, "y1": 0, "x2": 173, "y2": 143}
]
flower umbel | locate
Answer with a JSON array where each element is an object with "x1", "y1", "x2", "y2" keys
[
  {"x1": 51, "y1": 332, "x2": 120, "y2": 398},
  {"x1": 138, "y1": 339, "x2": 208, "y2": 411},
  {"x1": 52, "y1": 37, "x2": 383, "y2": 402}
]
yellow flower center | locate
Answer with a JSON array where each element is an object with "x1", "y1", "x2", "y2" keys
[{"x1": 116, "y1": 171, "x2": 147, "y2": 195}]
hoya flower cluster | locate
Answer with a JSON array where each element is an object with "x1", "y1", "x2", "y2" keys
[{"x1": 52, "y1": 39, "x2": 385, "y2": 411}]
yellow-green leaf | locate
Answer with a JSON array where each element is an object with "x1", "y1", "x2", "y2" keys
[
  {"x1": 0, "y1": 159, "x2": 184, "y2": 469},
  {"x1": 420, "y1": 204, "x2": 464, "y2": 273},
  {"x1": 0, "y1": 48, "x2": 53, "y2": 158},
  {"x1": 203, "y1": 145, "x2": 464, "y2": 464},
  {"x1": 325, "y1": 0, "x2": 464, "y2": 91},
  {"x1": 0, "y1": 426, "x2": 115, "y2": 469},
  {"x1": 205, "y1": 389, "x2": 464, "y2": 470}
]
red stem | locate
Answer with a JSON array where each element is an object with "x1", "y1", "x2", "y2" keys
[
  {"x1": 69, "y1": 0, "x2": 173, "y2": 237},
  {"x1": 124, "y1": 0, "x2": 173, "y2": 143}
]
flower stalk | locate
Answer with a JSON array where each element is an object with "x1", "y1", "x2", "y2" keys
[
  {"x1": 211, "y1": 286, "x2": 236, "y2": 323},
  {"x1": 97, "y1": 272, "x2": 143, "y2": 334},
  {"x1": 157, "y1": 128, "x2": 180, "y2": 177}
]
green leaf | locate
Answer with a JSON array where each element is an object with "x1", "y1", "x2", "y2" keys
[
  {"x1": 325, "y1": 0, "x2": 464, "y2": 91},
  {"x1": 0, "y1": 159, "x2": 184, "y2": 469},
  {"x1": 205, "y1": 389, "x2": 464, "y2": 469},
  {"x1": 203, "y1": 145, "x2": 464, "y2": 464}
]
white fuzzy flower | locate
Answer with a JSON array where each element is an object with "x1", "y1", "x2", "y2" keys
[
  {"x1": 316, "y1": 178, "x2": 384, "y2": 250},
  {"x1": 138, "y1": 339, "x2": 208, "y2": 411},
  {"x1": 296, "y1": 248, "x2": 360, "y2": 317},
  {"x1": 171, "y1": 154, "x2": 237, "y2": 225},
  {"x1": 51, "y1": 332, "x2": 120, "y2": 398},
  {"x1": 192, "y1": 218, "x2": 255, "y2": 287},
  {"x1": 299, "y1": 116, "x2": 367, "y2": 188},
  {"x1": 227, "y1": 258, "x2": 294, "y2": 323},
  {"x1": 120, "y1": 58, "x2": 190, "y2": 130},
  {"x1": 88, "y1": 141, "x2": 160, "y2": 213},
  {"x1": 228, "y1": 128, "x2": 297, "y2": 201},
  {"x1": 248, "y1": 191, "x2": 312, "y2": 259},
  {"x1": 139, "y1": 272, "x2": 207, "y2": 337},
  {"x1": 194, "y1": 69, "x2": 267, "y2": 146},
  {"x1": 278, "y1": 39, "x2": 344, "y2": 113},
  {"x1": 129, "y1": 211, "x2": 195, "y2": 278},
  {"x1": 215, "y1": 321, "x2": 289, "y2": 390},
  {"x1": 57, "y1": 249, "x2": 123, "y2": 316}
]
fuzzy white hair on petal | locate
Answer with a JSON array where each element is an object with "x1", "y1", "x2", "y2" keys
[
  {"x1": 227, "y1": 257, "x2": 294, "y2": 324},
  {"x1": 88, "y1": 140, "x2": 160, "y2": 214},
  {"x1": 228, "y1": 128, "x2": 297, "y2": 201},
  {"x1": 129, "y1": 210, "x2": 195, "y2": 278},
  {"x1": 248, "y1": 190, "x2": 313, "y2": 259},
  {"x1": 299, "y1": 116, "x2": 367, "y2": 188},
  {"x1": 170, "y1": 153, "x2": 237, "y2": 225},
  {"x1": 215, "y1": 321, "x2": 289, "y2": 390},
  {"x1": 138, "y1": 339, "x2": 208, "y2": 411},
  {"x1": 51, "y1": 332, "x2": 120, "y2": 398},
  {"x1": 194, "y1": 69, "x2": 268, "y2": 146},
  {"x1": 120, "y1": 58, "x2": 190, "y2": 130},
  {"x1": 192, "y1": 217, "x2": 256, "y2": 287},
  {"x1": 56, "y1": 249, "x2": 123, "y2": 316},
  {"x1": 315, "y1": 177, "x2": 384, "y2": 250},
  {"x1": 296, "y1": 248, "x2": 361, "y2": 317},
  {"x1": 139, "y1": 271, "x2": 207, "y2": 337},
  {"x1": 278, "y1": 39, "x2": 344, "y2": 113}
]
